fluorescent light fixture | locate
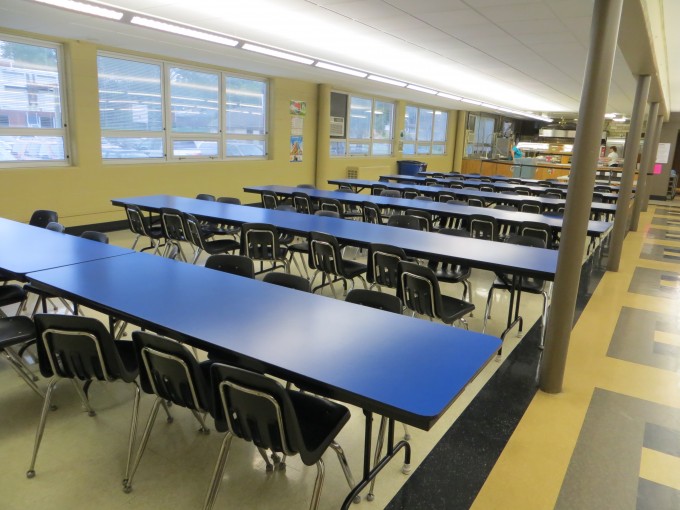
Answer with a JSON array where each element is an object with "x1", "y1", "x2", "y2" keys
[
  {"x1": 406, "y1": 84, "x2": 437, "y2": 95},
  {"x1": 367, "y1": 75, "x2": 407, "y2": 87},
  {"x1": 33, "y1": 0, "x2": 124, "y2": 20},
  {"x1": 604, "y1": 113, "x2": 618, "y2": 119},
  {"x1": 612, "y1": 116, "x2": 627, "y2": 122},
  {"x1": 481, "y1": 103, "x2": 501, "y2": 110},
  {"x1": 130, "y1": 16, "x2": 239, "y2": 47},
  {"x1": 437, "y1": 92, "x2": 462, "y2": 100},
  {"x1": 242, "y1": 43, "x2": 314, "y2": 65},
  {"x1": 315, "y1": 62, "x2": 367, "y2": 78},
  {"x1": 460, "y1": 98, "x2": 482, "y2": 106},
  {"x1": 518, "y1": 142, "x2": 549, "y2": 150}
]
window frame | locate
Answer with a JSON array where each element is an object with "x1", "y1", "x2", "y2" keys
[
  {"x1": 403, "y1": 105, "x2": 448, "y2": 156},
  {"x1": 331, "y1": 92, "x2": 395, "y2": 158},
  {"x1": 0, "y1": 34, "x2": 70, "y2": 168},
  {"x1": 98, "y1": 51, "x2": 269, "y2": 163}
]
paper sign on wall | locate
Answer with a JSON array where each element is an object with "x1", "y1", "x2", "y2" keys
[{"x1": 656, "y1": 143, "x2": 671, "y2": 164}]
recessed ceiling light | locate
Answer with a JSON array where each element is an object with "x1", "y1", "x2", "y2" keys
[{"x1": 33, "y1": 0, "x2": 123, "y2": 20}]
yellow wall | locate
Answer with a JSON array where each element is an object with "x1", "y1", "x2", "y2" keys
[{"x1": 0, "y1": 29, "x2": 459, "y2": 226}]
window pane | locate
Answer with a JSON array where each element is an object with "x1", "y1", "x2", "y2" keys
[
  {"x1": 173, "y1": 140, "x2": 218, "y2": 158},
  {"x1": 170, "y1": 67, "x2": 219, "y2": 134},
  {"x1": 98, "y1": 56, "x2": 162, "y2": 132},
  {"x1": 349, "y1": 143, "x2": 369, "y2": 155},
  {"x1": 402, "y1": 143, "x2": 415, "y2": 155},
  {"x1": 330, "y1": 140, "x2": 346, "y2": 157},
  {"x1": 433, "y1": 111, "x2": 448, "y2": 142},
  {"x1": 225, "y1": 139, "x2": 265, "y2": 157},
  {"x1": 373, "y1": 101, "x2": 393, "y2": 140},
  {"x1": 417, "y1": 109, "x2": 433, "y2": 141},
  {"x1": 416, "y1": 143, "x2": 431, "y2": 155},
  {"x1": 0, "y1": 40, "x2": 62, "y2": 128},
  {"x1": 404, "y1": 106, "x2": 417, "y2": 141},
  {"x1": 225, "y1": 77, "x2": 266, "y2": 135},
  {"x1": 432, "y1": 144, "x2": 446, "y2": 155},
  {"x1": 372, "y1": 143, "x2": 392, "y2": 156},
  {"x1": 102, "y1": 137, "x2": 164, "y2": 159},
  {"x1": 1, "y1": 135, "x2": 64, "y2": 161},
  {"x1": 349, "y1": 97, "x2": 371, "y2": 139}
]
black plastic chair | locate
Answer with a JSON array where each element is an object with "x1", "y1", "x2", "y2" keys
[
  {"x1": 160, "y1": 207, "x2": 189, "y2": 261},
  {"x1": 28, "y1": 314, "x2": 141, "y2": 485},
  {"x1": 0, "y1": 284, "x2": 28, "y2": 318},
  {"x1": 514, "y1": 186, "x2": 532, "y2": 196},
  {"x1": 469, "y1": 214, "x2": 499, "y2": 241},
  {"x1": 204, "y1": 363, "x2": 356, "y2": 510},
  {"x1": 124, "y1": 204, "x2": 164, "y2": 254},
  {"x1": 205, "y1": 254, "x2": 255, "y2": 279},
  {"x1": 405, "y1": 209, "x2": 433, "y2": 231},
  {"x1": 241, "y1": 223, "x2": 290, "y2": 274},
  {"x1": 123, "y1": 331, "x2": 212, "y2": 493},
  {"x1": 483, "y1": 235, "x2": 550, "y2": 346},
  {"x1": 520, "y1": 200, "x2": 544, "y2": 214},
  {"x1": 427, "y1": 228, "x2": 473, "y2": 306},
  {"x1": 402, "y1": 188, "x2": 419, "y2": 199},
  {"x1": 184, "y1": 213, "x2": 240, "y2": 264},
  {"x1": 318, "y1": 197, "x2": 344, "y2": 218},
  {"x1": 519, "y1": 221, "x2": 555, "y2": 249},
  {"x1": 397, "y1": 261, "x2": 475, "y2": 328},
  {"x1": 261, "y1": 190, "x2": 278, "y2": 209},
  {"x1": 366, "y1": 243, "x2": 410, "y2": 291},
  {"x1": 309, "y1": 231, "x2": 367, "y2": 298},
  {"x1": 29, "y1": 210, "x2": 58, "y2": 228},
  {"x1": 386, "y1": 214, "x2": 422, "y2": 231},
  {"x1": 196, "y1": 193, "x2": 216, "y2": 201},
  {"x1": 467, "y1": 197, "x2": 485, "y2": 208},
  {"x1": 413, "y1": 195, "x2": 434, "y2": 202},
  {"x1": 345, "y1": 288, "x2": 401, "y2": 314},
  {"x1": 0, "y1": 316, "x2": 43, "y2": 399},
  {"x1": 80, "y1": 231, "x2": 109, "y2": 243},
  {"x1": 362, "y1": 201, "x2": 384, "y2": 225},
  {"x1": 292, "y1": 191, "x2": 317, "y2": 214},
  {"x1": 262, "y1": 272, "x2": 311, "y2": 292},
  {"x1": 370, "y1": 184, "x2": 387, "y2": 196},
  {"x1": 45, "y1": 222, "x2": 65, "y2": 233}
]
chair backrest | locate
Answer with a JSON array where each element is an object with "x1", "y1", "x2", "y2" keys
[
  {"x1": 544, "y1": 188, "x2": 564, "y2": 198},
  {"x1": 292, "y1": 192, "x2": 314, "y2": 214},
  {"x1": 124, "y1": 204, "x2": 150, "y2": 237},
  {"x1": 469, "y1": 214, "x2": 498, "y2": 241},
  {"x1": 424, "y1": 178, "x2": 438, "y2": 186},
  {"x1": 467, "y1": 197, "x2": 485, "y2": 208},
  {"x1": 520, "y1": 200, "x2": 543, "y2": 214},
  {"x1": 241, "y1": 223, "x2": 281, "y2": 261},
  {"x1": 479, "y1": 185, "x2": 494, "y2": 193},
  {"x1": 371, "y1": 184, "x2": 387, "y2": 196},
  {"x1": 184, "y1": 213, "x2": 208, "y2": 250},
  {"x1": 515, "y1": 186, "x2": 532, "y2": 196},
  {"x1": 345, "y1": 289, "x2": 402, "y2": 314},
  {"x1": 380, "y1": 189, "x2": 402, "y2": 199},
  {"x1": 413, "y1": 195, "x2": 434, "y2": 202},
  {"x1": 402, "y1": 188, "x2": 419, "y2": 199},
  {"x1": 217, "y1": 197, "x2": 241, "y2": 205},
  {"x1": 446, "y1": 199, "x2": 468, "y2": 206},
  {"x1": 80, "y1": 231, "x2": 109, "y2": 244},
  {"x1": 160, "y1": 207, "x2": 188, "y2": 242},
  {"x1": 494, "y1": 204, "x2": 518, "y2": 212},
  {"x1": 386, "y1": 214, "x2": 422, "y2": 230},
  {"x1": 33, "y1": 314, "x2": 135, "y2": 382},
  {"x1": 205, "y1": 254, "x2": 255, "y2": 278},
  {"x1": 449, "y1": 183, "x2": 464, "y2": 189},
  {"x1": 519, "y1": 221, "x2": 553, "y2": 248},
  {"x1": 397, "y1": 261, "x2": 442, "y2": 320},
  {"x1": 196, "y1": 193, "x2": 216, "y2": 201},
  {"x1": 132, "y1": 331, "x2": 210, "y2": 411},
  {"x1": 262, "y1": 272, "x2": 311, "y2": 292},
  {"x1": 29, "y1": 210, "x2": 58, "y2": 228},
  {"x1": 261, "y1": 190, "x2": 278, "y2": 209},
  {"x1": 361, "y1": 202, "x2": 383, "y2": 224},
  {"x1": 337, "y1": 184, "x2": 354, "y2": 193},
  {"x1": 367, "y1": 243, "x2": 407, "y2": 288},
  {"x1": 405, "y1": 209, "x2": 432, "y2": 231},
  {"x1": 437, "y1": 192, "x2": 457, "y2": 203},
  {"x1": 318, "y1": 198, "x2": 343, "y2": 217},
  {"x1": 315, "y1": 210, "x2": 340, "y2": 218},
  {"x1": 46, "y1": 221, "x2": 65, "y2": 233},
  {"x1": 297, "y1": 184, "x2": 315, "y2": 189},
  {"x1": 543, "y1": 191, "x2": 562, "y2": 199},
  {"x1": 309, "y1": 231, "x2": 342, "y2": 275}
]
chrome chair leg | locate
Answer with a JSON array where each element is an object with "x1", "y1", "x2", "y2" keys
[
  {"x1": 123, "y1": 396, "x2": 163, "y2": 493},
  {"x1": 482, "y1": 289, "x2": 495, "y2": 334},
  {"x1": 257, "y1": 447, "x2": 274, "y2": 472},
  {"x1": 123, "y1": 383, "x2": 141, "y2": 486},
  {"x1": 131, "y1": 233, "x2": 142, "y2": 250},
  {"x1": 402, "y1": 424, "x2": 411, "y2": 441},
  {"x1": 190, "y1": 409, "x2": 210, "y2": 434},
  {"x1": 2, "y1": 349, "x2": 44, "y2": 398},
  {"x1": 367, "y1": 416, "x2": 387, "y2": 501},
  {"x1": 71, "y1": 379, "x2": 96, "y2": 416},
  {"x1": 309, "y1": 458, "x2": 325, "y2": 510},
  {"x1": 329, "y1": 442, "x2": 360, "y2": 503},
  {"x1": 203, "y1": 432, "x2": 233, "y2": 510},
  {"x1": 27, "y1": 377, "x2": 59, "y2": 478}
]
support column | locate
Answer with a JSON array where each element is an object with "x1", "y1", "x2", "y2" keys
[
  {"x1": 539, "y1": 0, "x2": 623, "y2": 393},
  {"x1": 607, "y1": 74, "x2": 650, "y2": 271},
  {"x1": 641, "y1": 114, "x2": 664, "y2": 210},
  {"x1": 630, "y1": 101, "x2": 659, "y2": 229}
]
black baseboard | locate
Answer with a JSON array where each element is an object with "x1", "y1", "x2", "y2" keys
[{"x1": 64, "y1": 219, "x2": 129, "y2": 236}]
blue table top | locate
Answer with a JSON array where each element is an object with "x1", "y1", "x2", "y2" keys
[
  {"x1": 27, "y1": 252, "x2": 502, "y2": 430},
  {"x1": 0, "y1": 217, "x2": 134, "y2": 278},
  {"x1": 244, "y1": 185, "x2": 612, "y2": 238},
  {"x1": 112, "y1": 195, "x2": 559, "y2": 279},
  {"x1": 328, "y1": 178, "x2": 619, "y2": 214}
]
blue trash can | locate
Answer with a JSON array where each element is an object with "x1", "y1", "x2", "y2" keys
[{"x1": 397, "y1": 160, "x2": 428, "y2": 176}]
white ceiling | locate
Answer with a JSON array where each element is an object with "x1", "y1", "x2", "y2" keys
[{"x1": 1, "y1": 0, "x2": 676, "y2": 117}]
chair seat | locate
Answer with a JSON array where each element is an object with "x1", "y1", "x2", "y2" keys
[
  {"x1": 440, "y1": 296, "x2": 475, "y2": 324},
  {"x1": 0, "y1": 316, "x2": 35, "y2": 349},
  {"x1": 430, "y1": 264, "x2": 471, "y2": 283},
  {"x1": 288, "y1": 241, "x2": 309, "y2": 253},
  {"x1": 491, "y1": 275, "x2": 544, "y2": 294},
  {"x1": 341, "y1": 260, "x2": 368, "y2": 279},
  {"x1": 0, "y1": 285, "x2": 27, "y2": 307},
  {"x1": 203, "y1": 238, "x2": 240, "y2": 255},
  {"x1": 147, "y1": 225, "x2": 164, "y2": 239}
]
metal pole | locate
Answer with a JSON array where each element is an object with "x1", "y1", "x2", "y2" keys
[
  {"x1": 539, "y1": 0, "x2": 623, "y2": 393},
  {"x1": 607, "y1": 74, "x2": 650, "y2": 271},
  {"x1": 630, "y1": 101, "x2": 659, "y2": 229},
  {"x1": 641, "y1": 114, "x2": 664, "y2": 210}
]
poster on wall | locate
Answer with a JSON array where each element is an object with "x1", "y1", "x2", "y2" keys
[
  {"x1": 290, "y1": 101, "x2": 307, "y2": 116},
  {"x1": 656, "y1": 143, "x2": 671, "y2": 164},
  {"x1": 290, "y1": 135, "x2": 303, "y2": 162}
]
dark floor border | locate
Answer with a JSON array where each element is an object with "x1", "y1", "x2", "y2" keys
[{"x1": 385, "y1": 254, "x2": 607, "y2": 510}]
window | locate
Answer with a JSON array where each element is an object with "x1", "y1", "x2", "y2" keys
[
  {"x1": 403, "y1": 106, "x2": 448, "y2": 156},
  {"x1": 0, "y1": 36, "x2": 67, "y2": 164},
  {"x1": 98, "y1": 53, "x2": 268, "y2": 161},
  {"x1": 330, "y1": 93, "x2": 394, "y2": 157}
]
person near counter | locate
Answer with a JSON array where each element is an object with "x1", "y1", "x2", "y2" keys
[
  {"x1": 511, "y1": 145, "x2": 523, "y2": 159},
  {"x1": 607, "y1": 146, "x2": 620, "y2": 166}
]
